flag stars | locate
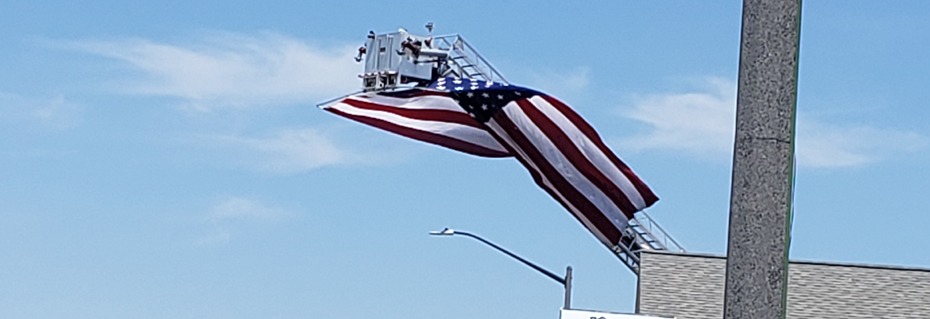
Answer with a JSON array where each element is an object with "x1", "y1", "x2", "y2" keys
[{"x1": 443, "y1": 84, "x2": 537, "y2": 123}]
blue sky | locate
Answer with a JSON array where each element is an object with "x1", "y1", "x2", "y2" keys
[{"x1": 2, "y1": 1, "x2": 930, "y2": 318}]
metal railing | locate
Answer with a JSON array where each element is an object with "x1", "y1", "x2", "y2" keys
[
  {"x1": 614, "y1": 210, "x2": 686, "y2": 274},
  {"x1": 432, "y1": 34, "x2": 508, "y2": 84}
]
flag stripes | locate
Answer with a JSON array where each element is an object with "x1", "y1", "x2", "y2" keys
[
  {"x1": 515, "y1": 97, "x2": 641, "y2": 219},
  {"x1": 540, "y1": 95, "x2": 659, "y2": 206},
  {"x1": 325, "y1": 95, "x2": 511, "y2": 157},
  {"x1": 484, "y1": 96, "x2": 653, "y2": 246},
  {"x1": 486, "y1": 113, "x2": 624, "y2": 246},
  {"x1": 323, "y1": 82, "x2": 658, "y2": 250}
]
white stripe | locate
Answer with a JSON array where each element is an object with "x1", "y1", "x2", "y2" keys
[
  {"x1": 486, "y1": 117, "x2": 615, "y2": 246},
  {"x1": 352, "y1": 94, "x2": 466, "y2": 112},
  {"x1": 329, "y1": 101, "x2": 508, "y2": 154},
  {"x1": 498, "y1": 104, "x2": 630, "y2": 230},
  {"x1": 528, "y1": 96, "x2": 648, "y2": 209}
]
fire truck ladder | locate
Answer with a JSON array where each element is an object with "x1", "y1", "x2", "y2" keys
[
  {"x1": 431, "y1": 34, "x2": 508, "y2": 84},
  {"x1": 614, "y1": 211, "x2": 686, "y2": 274},
  {"x1": 425, "y1": 35, "x2": 688, "y2": 274},
  {"x1": 321, "y1": 27, "x2": 685, "y2": 276}
]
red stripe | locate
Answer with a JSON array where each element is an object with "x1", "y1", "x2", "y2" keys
[
  {"x1": 341, "y1": 98, "x2": 483, "y2": 130},
  {"x1": 491, "y1": 109, "x2": 623, "y2": 245},
  {"x1": 516, "y1": 99, "x2": 639, "y2": 219},
  {"x1": 540, "y1": 95, "x2": 659, "y2": 207},
  {"x1": 374, "y1": 89, "x2": 451, "y2": 99},
  {"x1": 325, "y1": 107, "x2": 511, "y2": 158}
]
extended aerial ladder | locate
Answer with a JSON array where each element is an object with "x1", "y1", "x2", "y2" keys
[
  {"x1": 616, "y1": 211, "x2": 686, "y2": 273},
  {"x1": 346, "y1": 23, "x2": 685, "y2": 274}
]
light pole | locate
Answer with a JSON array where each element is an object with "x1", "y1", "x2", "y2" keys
[{"x1": 429, "y1": 227, "x2": 573, "y2": 309}]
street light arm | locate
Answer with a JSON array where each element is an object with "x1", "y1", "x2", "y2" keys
[{"x1": 453, "y1": 230, "x2": 566, "y2": 286}]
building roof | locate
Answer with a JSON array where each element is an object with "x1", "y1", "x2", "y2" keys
[{"x1": 637, "y1": 250, "x2": 930, "y2": 318}]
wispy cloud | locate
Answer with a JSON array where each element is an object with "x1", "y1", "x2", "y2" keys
[
  {"x1": 521, "y1": 66, "x2": 590, "y2": 100},
  {"x1": 197, "y1": 196, "x2": 294, "y2": 246},
  {"x1": 69, "y1": 32, "x2": 359, "y2": 111},
  {"x1": 621, "y1": 78, "x2": 735, "y2": 158},
  {"x1": 618, "y1": 77, "x2": 925, "y2": 168},
  {"x1": 206, "y1": 128, "x2": 357, "y2": 173},
  {"x1": 61, "y1": 32, "x2": 390, "y2": 171},
  {"x1": 0, "y1": 92, "x2": 82, "y2": 131},
  {"x1": 798, "y1": 121, "x2": 925, "y2": 168},
  {"x1": 209, "y1": 196, "x2": 292, "y2": 221}
]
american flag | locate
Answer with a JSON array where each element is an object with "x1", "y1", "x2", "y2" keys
[{"x1": 324, "y1": 77, "x2": 658, "y2": 250}]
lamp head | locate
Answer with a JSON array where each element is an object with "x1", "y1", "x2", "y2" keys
[{"x1": 429, "y1": 227, "x2": 456, "y2": 236}]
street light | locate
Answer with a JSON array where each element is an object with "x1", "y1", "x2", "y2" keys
[{"x1": 429, "y1": 227, "x2": 573, "y2": 309}]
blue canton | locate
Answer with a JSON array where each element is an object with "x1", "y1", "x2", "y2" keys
[{"x1": 428, "y1": 77, "x2": 539, "y2": 123}]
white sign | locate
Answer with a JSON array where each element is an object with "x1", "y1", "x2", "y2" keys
[{"x1": 560, "y1": 308, "x2": 673, "y2": 319}]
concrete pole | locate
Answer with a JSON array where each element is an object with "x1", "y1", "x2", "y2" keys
[{"x1": 723, "y1": 1, "x2": 801, "y2": 319}]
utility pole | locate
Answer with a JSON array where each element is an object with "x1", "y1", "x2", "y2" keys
[{"x1": 723, "y1": 1, "x2": 802, "y2": 319}]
